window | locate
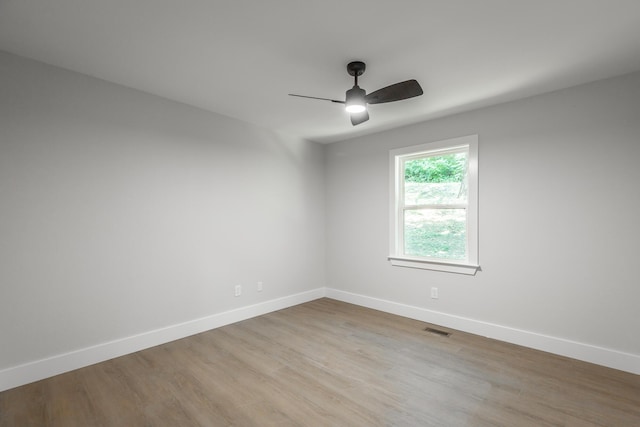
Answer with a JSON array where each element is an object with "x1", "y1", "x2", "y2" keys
[{"x1": 389, "y1": 135, "x2": 479, "y2": 275}]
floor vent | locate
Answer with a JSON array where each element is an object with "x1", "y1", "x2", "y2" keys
[{"x1": 424, "y1": 327, "x2": 451, "y2": 337}]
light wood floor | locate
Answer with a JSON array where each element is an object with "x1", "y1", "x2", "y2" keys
[{"x1": 1, "y1": 298, "x2": 639, "y2": 426}]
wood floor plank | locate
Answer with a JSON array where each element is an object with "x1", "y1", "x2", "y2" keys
[{"x1": 1, "y1": 298, "x2": 639, "y2": 426}]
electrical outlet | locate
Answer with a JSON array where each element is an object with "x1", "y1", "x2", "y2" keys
[
  {"x1": 431, "y1": 287, "x2": 439, "y2": 299},
  {"x1": 257, "y1": 281, "x2": 263, "y2": 292},
  {"x1": 234, "y1": 285, "x2": 242, "y2": 297}
]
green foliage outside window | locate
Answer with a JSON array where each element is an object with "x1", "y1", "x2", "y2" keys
[
  {"x1": 404, "y1": 210, "x2": 467, "y2": 260},
  {"x1": 403, "y1": 151, "x2": 468, "y2": 260},
  {"x1": 404, "y1": 153, "x2": 466, "y2": 183}
]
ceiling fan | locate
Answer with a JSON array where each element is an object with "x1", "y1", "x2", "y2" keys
[{"x1": 289, "y1": 61, "x2": 423, "y2": 126}]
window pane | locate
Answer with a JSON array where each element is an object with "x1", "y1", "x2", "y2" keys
[
  {"x1": 404, "y1": 209, "x2": 466, "y2": 260},
  {"x1": 404, "y1": 152, "x2": 467, "y2": 205}
]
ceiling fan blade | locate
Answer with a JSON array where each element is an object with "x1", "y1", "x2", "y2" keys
[
  {"x1": 350, "y1": 110, "x2": 369, "y2": 126},
  {"x1": 365, "y1": 80, "x2": 423, "y2": 104},
  {"x1": 288, "y1": 94, "x2": 345, "y2": 104}
]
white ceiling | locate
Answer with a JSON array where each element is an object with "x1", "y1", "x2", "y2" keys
[{"x1": 2, "y1": 1, "x2": 640, "y2": 143}]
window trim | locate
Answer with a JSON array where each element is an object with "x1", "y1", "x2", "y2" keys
[{"x1": 389, "y1": 135, "x2": 479, "y2": 275}]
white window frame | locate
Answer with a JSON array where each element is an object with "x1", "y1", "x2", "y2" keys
[{"x1": 389, "y1": 135, "x2": 479, "y2": 275}]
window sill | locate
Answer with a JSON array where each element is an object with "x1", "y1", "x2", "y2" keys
[{"x1": 388, "y1": 256, "x2": 480, "y2": 275}]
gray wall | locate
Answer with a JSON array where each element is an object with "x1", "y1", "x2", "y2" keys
[
  {"x1": 325, "y1": 71, "x2": 640, "y2": 357},
  {"x1": 0, "y1": 52, "x2": 325, "y2": 371},
  {"x1": 2, "y1": 48, "x2": 639, "y2": 377}
]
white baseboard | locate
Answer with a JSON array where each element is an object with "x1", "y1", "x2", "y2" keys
[
  {"x1": 0, "y1": 288, "x2": 326, "y2": 392},
  {"x1": 2, "y1": 286, "x2": 637, "y2": 393},
  {"x1": 325, "y1": 288, "x2": 640, "y2": 376}
]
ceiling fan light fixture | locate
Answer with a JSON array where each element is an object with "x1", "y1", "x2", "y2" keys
[
  {"x1": 345, "y1": 103, "x2": 366, "y2": 113},
  {"x1": 345, "y1": 104, "x2": 367, "y2": 113},
  {"x1": 345, "y1": 86, "x2": 367, "y2": 113}
]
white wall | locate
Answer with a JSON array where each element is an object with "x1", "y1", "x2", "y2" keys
[
  {"x1": 325, "y1": 71, "x2": 640, "y2": 371},
  {"x1": 0, "y1": 51, "x2": 325, "y2": 381}
]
